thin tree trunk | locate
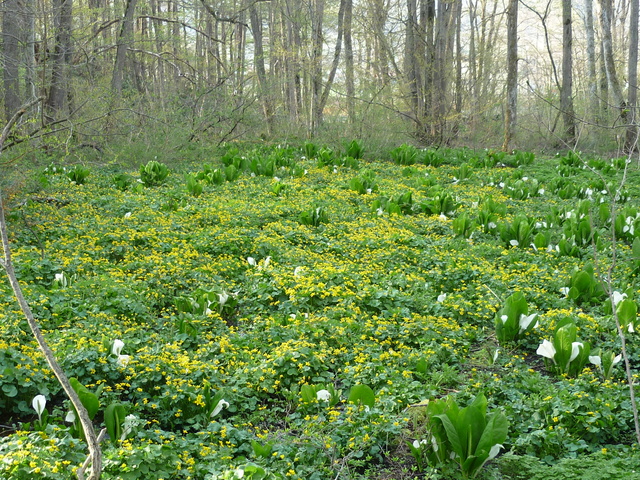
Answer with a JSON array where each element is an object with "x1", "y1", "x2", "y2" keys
[
  {"x1": 249, "y1": 3, "x2": 275, "y2": 136},
  {"x1": 584, "y1": 0, "x2": 600, "y2": 121},
  {"x1": 310, "y1": 0, "x2": 325, "y2": 135},
  {"x1": 24, "y1": 0, "x2": 37, "y2": 104},
  {"x1": 46, "y1": 0, "x2": 73, "y2": 122},
  {"x1": 344, "y1": 0, "x2": 355, "y2": 124},
  {"x1": 317, "y1": 0, "x2": 346, "y2": 122},
  {"x1": 3, "y1": 0, "x2": 23, "y2": 121},
  {"x1": 455, "y1": 0, "x2": 463, "y2": 116},
  {"x1": 111, "y1": 0, "x2": 139, "y2": 95},
  {"x1": 561, "y1": 0, "x2": 575, "y2": 142},
  {"x1": 503, "y1": 0, "x2": 518, "y2": 151},
  {"x1": 468, "y1": 0, "x2": 478, "y2": 120},
  {"x1": 600, "y1": 0, "x2": 626, "y2": 121},
  {"x1": 626, "y1": 0, "x2": 638, "y2": 149}
]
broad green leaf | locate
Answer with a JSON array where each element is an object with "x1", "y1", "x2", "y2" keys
[
  {"x1": 436, "y1": 413, "x2": 463, "y2": 460},
  {"x1": 347, "y1": 384, "x2": 375, "y2": 408},
  {"x1": 572, "y1": 271, "x2": 593, "y2": 294},
  {"x1": 553, "y1": 322, "x2": 577, "y2": 372},
  {"x1": 633, "y1": 237, "x2": 640, "y2": 259},
  {"x1": 475, "y1": 412, "x2": 509, "y2": 458},
  {"x1": 300, "y1": 384, "x2": 317, "y2": 404},
  {"x1": 251, "y1": 440, "x2": 273, "y2": 459},
  {"x1": 70, "y1": 377, "x2": 100, "y2": 420},
  {"x1": 104, "y1": 403, "x2": 127, "y2": 445},
  {"x1": 616, "y1": 298, "x2": 637, "y2": 326}
]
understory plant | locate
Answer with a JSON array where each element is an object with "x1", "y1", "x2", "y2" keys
[
  {"x1": 495, "y1": 292, "x2": 537, "y2": 344},
  {"x1": 410, "y1": 394, "x2": 508, "y2": 478},
  {"x1": 536, "y1": 317, "x2": 590, "y2": 377}
]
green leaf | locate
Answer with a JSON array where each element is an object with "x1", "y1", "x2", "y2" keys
[
  {"x1": 2, "y1": 384, "x2": 18, "y2": 397},
  {"x1": 300, "y1": 384, "x2": 317, "y2": 404},
  {"x1": 251, "y1": 440, "x2": 273, "y2": 459},
  {"x1": 104, "y1": 403, "x2": 127, "y2": 445},
  {"x1": 347, "y1": 384, "x2": 375, "y2": 408},
  {"x1": 69, "y1": 377, "x2": 100, "y2": 420},
  {"x1": 436, "y1": 413, "x2": 463, "y2": 461},
  {"x1": 617, "y1": 298, "x2": 638, "y2": 327},
  {"x1": 553, "y1": 322, "x2": 577, "y2": 372},
  {"x1": 572, "y1": 271, "x2": 593, "y2": 294},
  {"x1": 633, "y1": 237, "x2": 640, "y2": 259}
]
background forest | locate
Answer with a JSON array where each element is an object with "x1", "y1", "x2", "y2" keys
[{"x1": 1, "y1": 0, "x2": 639, "y2": 159}]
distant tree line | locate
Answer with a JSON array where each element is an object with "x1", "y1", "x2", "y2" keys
[{"x1": 1, "y1": 0, "x2": 638, "y2": 152}]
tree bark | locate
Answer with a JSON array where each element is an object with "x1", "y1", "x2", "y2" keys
[
  {"x1": 316, "y1": 0, "x2": 347, "y2": 124},
  {"x1": 46, "y1": 0, "x2": 73, "y2": 122},
  {"x1": 583, "y1": 0, "x2": 599, "y2": 121},
  {"x1": 503, "y1": 0, "x2": 518, "y2": 151},
  {"x1": 249, "y1": 2, "x2": 275, "y2": 136},
  {"x1": 3, "y1": 0, "x2": 23, "y2": 121},
  {"x1": 626, "y1": 0, "x2": 639, "y2": 149},
  {"x1": 600, "y1": 0, "x2": 626, "y2": 121},
  {"x1": 310, "y1": 0, "x2": 325, "y2": 135},
  {"x1": 111, "y1": 0, "x2": 139, "y2": 95},
  {"x1": 344, "y1": 0, "x2": 355, "y2": 124},
  {"x1": 561, "y1": 0, "x2": 575, "y2": 142}
]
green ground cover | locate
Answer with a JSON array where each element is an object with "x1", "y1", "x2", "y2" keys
[{"x1": 1, "y1": 144, "x2": 640, "y2": 479}]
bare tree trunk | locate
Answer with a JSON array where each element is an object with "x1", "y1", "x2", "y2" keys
[
  {"x1": 344, "y1": 0, "x2": 355, "y2": 124},
  {"x1": 406, "y1": 0, "x2": 420, "y2": 127},
  {"x1": 626, "y1": 0, "x2": 639, "y2": 149},
  {"x1": 3, "y1": 0, "x2": 23, "y2": 120},
  {"x1": 432, "y1": 0, "x2": 454, "y2": 143},
  {"x1": 454, "y1": 0, "x2": 463, "y2": 117},
  {"x1": 600, "y1": 40, "x2": 609, "y2": 119},
  {"x1": 310, "y1": 0, "x2": 325, "y2": 135},
  {"x1": 249, "y1": 3, "x2": 275, "y2": 136},
  {"x1": 584, "y1": 0, "x2": 600, "y2": 121},
  {"x1": 24, "y1": 0, "x2": 37, "y2": 103},
  {"x1": 468, "y1": 0, "x2": 478, "y2": 121},
  {"x1": 561, "y1": 0, "x2": 575, "y2": 142},
  {"x1": 600, "y1": 0, "x2": 626, "y2": 122},
  {"x1": 46, "y1": 0, "x2": 73, "y2": 122},
  {"x1": 503, "y1": 0, "x2": 518, "y2": 151},
  {"x1": 317, "y1": 0, "x2": 347, "y2": 122},
  {"x1": 111, "y1": 0, "x2": 139, "y2": 95}
]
